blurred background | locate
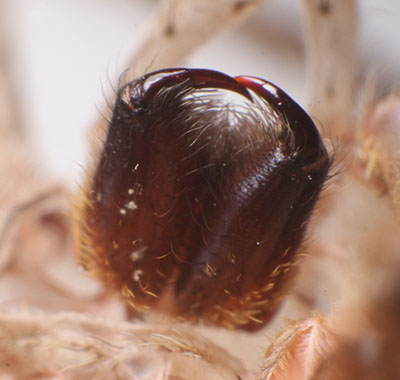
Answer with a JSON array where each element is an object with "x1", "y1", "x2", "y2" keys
[{"x1": 1, "y1": 0, "x2": 400, "y2": 183}]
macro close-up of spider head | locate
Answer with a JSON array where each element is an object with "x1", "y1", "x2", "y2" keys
[{"x1": 1, "y1": 1, "x2": 400, "y2": 379}]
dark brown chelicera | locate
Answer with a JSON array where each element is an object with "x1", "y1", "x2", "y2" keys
[{"x1": 74, "y1": 68, "x2": 330, "y2": 330}]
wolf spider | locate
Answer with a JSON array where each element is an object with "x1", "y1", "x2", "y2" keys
[{"x1": 0, "y1": 1, "x2": 400, "y2": 379}]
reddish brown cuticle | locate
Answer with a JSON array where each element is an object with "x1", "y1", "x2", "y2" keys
[{"x1": 74, "y1": 68, "x2": 330, "y2": 331}]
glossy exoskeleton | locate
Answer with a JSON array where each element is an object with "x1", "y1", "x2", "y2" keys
[{"x1": 74, "y1": 68, "x2": 330, "y2": 331}]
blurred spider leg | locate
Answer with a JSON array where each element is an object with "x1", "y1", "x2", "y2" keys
[
  {"x1": 358, "y1": 93, "x2": 400, "y2": 216},
  {"x1": 127, "y1": 0, "x2": 263, "y2": 81},
  {"x1": 0, "y1": 3, "x2": 21, "y2": 136},
  {"x1": 0, "y1": 5, "x2": 70, "y2": 274},
  {"x1": 301, "y1": 0, "x2": 356, "y2": 137},
  {"x1": 0, "y1": 6, "x2": 38, "y2": 236}
]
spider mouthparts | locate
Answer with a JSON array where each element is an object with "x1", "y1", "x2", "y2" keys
[{"x1": 74, "y1": 68, "x2": 330, "y2": 330}]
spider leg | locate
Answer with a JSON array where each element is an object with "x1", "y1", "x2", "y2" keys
[
  {"x1": 126, "y1": 0, "x2": 263, "y2": 80},
  {"x1": 0, "y1": 4, "x2": 21, "y2": 136},
  {"x1": 301, "y1": 0, "x2": 356, "y2": 137},
  {"x1": 358, "y1": 93, "x2": 400, "y2": 217}
]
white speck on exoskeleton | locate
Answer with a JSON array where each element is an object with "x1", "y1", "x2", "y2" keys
[
  {"x1": 125, "y1": 200, "x2": 137, "y2": 210},
  {"x1": 130, "y1": 247, "x2": 147, "y2": 262},
  {"x1": 128, "y1": 188, "x2": 134, "y2": 195},
  {"x1": 120, "y1": 208, "x2": 127, "y2": 215},
  {"x1": 133, "y1": 269, "x2": 143, "y2": 281}
]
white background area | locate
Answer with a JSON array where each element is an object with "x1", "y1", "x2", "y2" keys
[{"x1": 2, "y1": 0, "x2": 400, "y2": 184}]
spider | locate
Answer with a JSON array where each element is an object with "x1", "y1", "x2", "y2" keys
[{"x1": 0, "y1": 1, "x2": 400, "y2": 379}]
